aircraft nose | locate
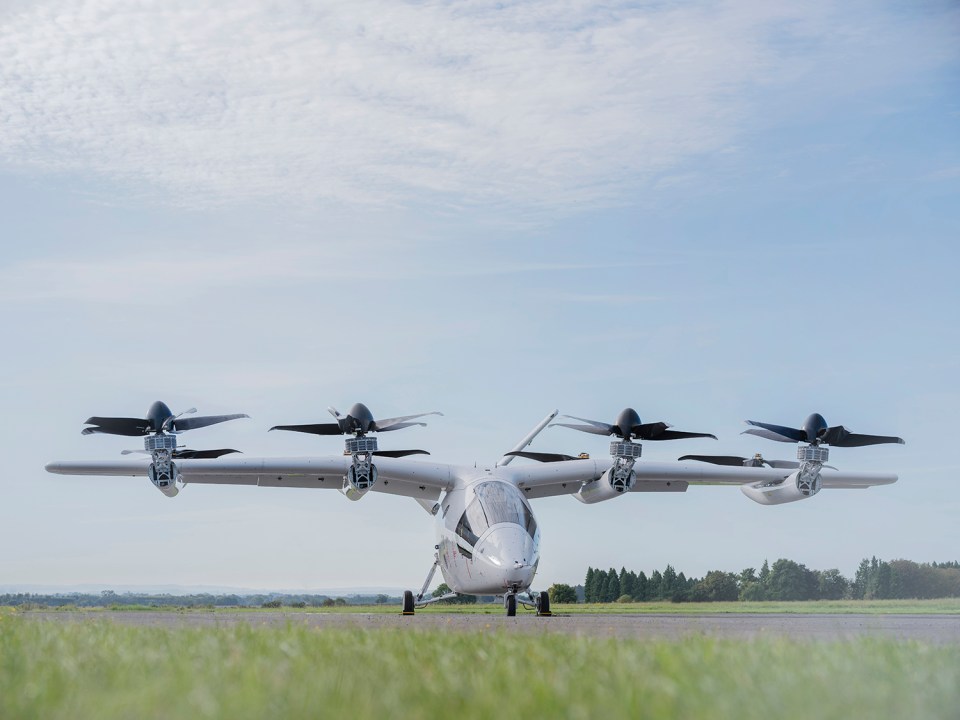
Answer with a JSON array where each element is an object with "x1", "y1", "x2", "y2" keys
[{"x1": 475, "y1": 525, "x2": 537, "y2": 587}]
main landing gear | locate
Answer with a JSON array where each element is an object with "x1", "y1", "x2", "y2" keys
[{"x1": 401, "y1": 555, "x2": 457, "y2": 616}]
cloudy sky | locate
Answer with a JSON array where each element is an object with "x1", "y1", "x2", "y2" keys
[{"x1": 1, "y1": 0, "x2": 958, "y2": 593}]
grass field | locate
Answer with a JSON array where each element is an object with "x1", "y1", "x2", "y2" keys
[
  {"x1": 9, "y1": 598, "x2": 959, "y2": 615},
  {"x1": 2, "y1": 612, "x2": 959, "y2": 719},
  {"x1": 7, "y1": 598, "x2": 960, "y2": 615}
]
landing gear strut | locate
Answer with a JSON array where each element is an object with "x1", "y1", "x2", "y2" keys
[{"x1": 402, "y1": 553, "x2": 458, "y2": 616}]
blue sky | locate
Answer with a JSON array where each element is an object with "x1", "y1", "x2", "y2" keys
[{"x1": 1, "y1": 0, "x2": 958, "y2": 592}]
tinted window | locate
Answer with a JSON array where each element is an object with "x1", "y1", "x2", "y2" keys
[{"x1": 456, "y1": 482, "x2": 537, "y2": 541}]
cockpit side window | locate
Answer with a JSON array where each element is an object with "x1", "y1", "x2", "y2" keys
[{"x1": 455, "y1": 512, "x2": 480, "y2": 547}]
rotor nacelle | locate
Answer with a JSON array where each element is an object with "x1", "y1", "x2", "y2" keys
[
  {"x1": 145, "y1": 434, "x2": 181, "y2": 497},
  {"x1": 340, "y1": 436, "x2": 378, "y2": 501},
  {"x1": 740, "y1": 445, "x2": 827, "y2": 505},
  {"x1": 575, "y1": 443, "x2": 640, "y2": 503}
]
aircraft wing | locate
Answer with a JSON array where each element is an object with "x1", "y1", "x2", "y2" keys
[
  {"x1": 45, "y1": 455, "x2": 455, "y2": 502},
  {"x1": 505, "y1": 459, "x2": 898, "y2": 499}
]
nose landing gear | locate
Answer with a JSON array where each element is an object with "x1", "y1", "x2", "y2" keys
[
  {"x1": 505, "y1": 592, "x2": 517, "y2": 617},
  {"x1": 504, "y1": 589, "x2": 551, "y2": 617}
]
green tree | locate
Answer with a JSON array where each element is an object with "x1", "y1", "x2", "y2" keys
[
  {"x1": 759, "y1": 559, "x2": 770, "y2": 583},
  {"x1": 816, "y1": 569, "x2": 849, "y2": 600},
  {"x1": 692, "y1": 571, "x2": 740, "y2": 602},
  {"x1": 584, "y1": 567, "x2": 598, "y2": 603},
  {"x1": 634, "y1": 571, "x2": 648, "y2": 601},
  {"x1": 548, "y1": 583, "x2": 577, "y2": 604},
  {"x1": 661, "y1": 565, "x2": 677, "y2": 600},
  {"x1": 852, "y1": 558, "x2": 871, "y2": 599},
  {"x1": 604, "y1": 569, "x2": 621, "y2": 602},
  {"x1": 649, "y1": 570, "x2": 663, "y2": 600},
  {"x1": 766, "y1": 559, "x2": 818, "y2": 601},
  {"x1": 375, "y1": 594, "x2": 389, "y2": 605},
  {"x1": 671, "y1": 572, "x2": 690, "y2": 602}
]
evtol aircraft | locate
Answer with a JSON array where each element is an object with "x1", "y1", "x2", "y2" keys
[{"x1": 46, "y1": 401, "x2": 904, "y2": 616}]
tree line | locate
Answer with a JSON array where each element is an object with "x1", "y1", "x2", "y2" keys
[{"x1": 549, "y1": 558, "x2": 960, "y2": 603}]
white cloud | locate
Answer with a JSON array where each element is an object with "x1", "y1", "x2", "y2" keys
[
  {"x1": 0, "y1": 1, "x2": 954, "y2": 212},
  {"x1": 0, "y1": 2, "x2": 866, "y2": 209}
]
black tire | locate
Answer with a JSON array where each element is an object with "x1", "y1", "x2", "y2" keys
[
  {"x1": 537, "y1": 590, "x2": 551, "y2": 616},
  {"x1": 506, "y1": 593, "x2": 516, "y2": 617},
  {"x1": 402, "y1": 590, "x2": 415, "y2": 615}
]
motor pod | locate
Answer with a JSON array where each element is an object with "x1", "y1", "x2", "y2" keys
[
  {"x1": 740, "y1": 469, "x2": 821, "y2": 506},
  {"x1": 340, "y1": 462, "x2": 378, "y2": 501},
  {"x1": 574, "y1": 465, "x2": 636, "y2": 504},
  {"x1": 148, "y1": 462, "x2": 180, "y2": 498}
]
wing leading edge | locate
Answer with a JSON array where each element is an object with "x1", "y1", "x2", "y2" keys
[
  {"x1": 504, "y1": 458, "x2": 898, "y2": 499},
  {"x1": 45, "y1": 455, "x2": 456, "y2": 501}
]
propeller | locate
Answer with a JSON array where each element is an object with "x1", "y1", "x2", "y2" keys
[
  {"x1": 678, "y1": 453, "x2": 836, "y2": 470},
  {"x1": 121, "y1": 448, "x2": 242, "y2": 460},
  {"x1": 82, "y1": 401, "x2": 249, "y2": 436},
  {"x1": 269, "y1": 402, "x2": 441, "y2": 457},
  {"x1": 504, "y1": 451, "x2": 590, "y2": 463},
  {"x1": 742, "y1": 413, "x2": 905, "y2": 447},
  {"x1": 552, "y1": 408, "x2": 716, "y2": 442}
]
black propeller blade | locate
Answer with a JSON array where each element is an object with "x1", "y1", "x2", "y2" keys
[
  {"x1": 82, "y1": 417, "x2": 152, "y2": 436},
  {"x1": 83, "y1": 401, "x2": 249, "y2": 436},
  {"x1": 504, "y1": 451, "x2": 585, "y2": 463},
  {"x1": 678, "y1": 454, "x2": 806, "y2": 469},
  {"x1": 372, "y1": 449, "x2": 430, "y2": 458},
  {"x1": 270, "y1": 403, "x2": 442, "y2": 437},
  {"x1": 743, "y1": 413, "x2": 904, "y2": 447},
  {"x1": 173, "y1": 448, "x2": 242, "y2": 460},
  {"x1": 554, "y1": 408, "x2": 716, "y2": 442},
  {"x1": 121, "y1": 448, "x2": 242, "y2": 459},
  {"x1": 269, "y1": 402, "x2": 441, "y2": 458},
  {"x1": 268, "y1": 423, "x2": 343, "y2": 436}
]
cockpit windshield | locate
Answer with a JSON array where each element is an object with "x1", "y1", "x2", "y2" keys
[{"x1": 455, "y1": 481, "x2": 537, "y2": 547}]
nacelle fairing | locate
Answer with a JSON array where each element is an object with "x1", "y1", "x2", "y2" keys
[
  {"x1": 148, "y1": 462, "x2": 180, "y2": 498},
  {"x1": 575, "y1": 465, "x2": 636, "y2": 504},
  {"x1": 740, "y1": 469, "x2": 822, "y2": 505},
  {"x1": 341, "y1": 462, "x2": 377, "y2": 501}
]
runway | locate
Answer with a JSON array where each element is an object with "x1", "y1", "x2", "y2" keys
[{"x1": 19, "y1": 611, "x2": 960, "y2": 643}]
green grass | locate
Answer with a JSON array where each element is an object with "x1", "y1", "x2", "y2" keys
[
  {"x1": 1, "y1": 613, "x2": 958, "y2": 720},
  {"x1": 9, "y1": 598, "x2": 960, "y2": 615}
]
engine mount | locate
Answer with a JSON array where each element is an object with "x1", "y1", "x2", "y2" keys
[
  {"x1": 144, "y1": 434, "x2": 180, "y2": 497},
  {"x1": 575, "y1": 441, "x2": 639, "y2": 503},
  {"x1": 341, "y1": 436, "x2": 378, "y2": 501}
]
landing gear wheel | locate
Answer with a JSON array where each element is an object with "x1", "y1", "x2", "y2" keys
[
  {"x1": 536, "y1": 591, "x2": 551, "y2": 616},
  {"x1": 506, "y1": 593, "x2": 517, "y2": 617},
  {"x1": 402, "y1": 590, "x2": 415, "y2": 616}
]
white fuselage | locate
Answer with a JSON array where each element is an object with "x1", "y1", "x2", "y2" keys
[{"x1": 433, "y1": 475, "x2": 540, "y2": 595}]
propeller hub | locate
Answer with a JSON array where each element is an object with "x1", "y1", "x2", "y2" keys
[
  {"x1": 803, "y1": 413, "x2": 829, "y2": 444},
  {"x1": 146, "y1": 401, "x2": 174, "y2": 434},
  {"x1": 346, "y1": 402, "x2": 375, "y2": 435},
  {"x1": 614, "y1": 408, "x2": 642, "y2": 439}
]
